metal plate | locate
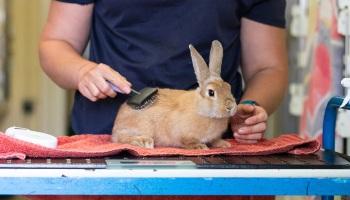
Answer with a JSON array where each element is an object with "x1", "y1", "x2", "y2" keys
[
  {"x1": 0, "y1": 158, "x2": 106, "y2": 169},
  {"x1": 0, "y1": 150, "x2": 349, "y2": 169},
  {"x1": 107, "y1": 150, "x2": 350, "y2": 169},
  {"x1": 191, "y1": 150, "x2": 350, "y2": 169},
  {"x1": 106, "y1": 159, "x2": 195, "y2": 169}
]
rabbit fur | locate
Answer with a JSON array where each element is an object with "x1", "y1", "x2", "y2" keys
[{"x1": 112, "y1": 40, "x2": 237, "y2": 149}]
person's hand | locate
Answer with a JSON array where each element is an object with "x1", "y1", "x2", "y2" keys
[
  {"x1": 231, "y1": 103, "x2": 268, "y2": 144},
  {"x1": 77, "y1": 63, "x2": 131, "y2": 101}
]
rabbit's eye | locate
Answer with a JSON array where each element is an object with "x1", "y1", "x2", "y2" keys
[{"x1": 208, "y1": 89, "x2": 215, "y2": 97}]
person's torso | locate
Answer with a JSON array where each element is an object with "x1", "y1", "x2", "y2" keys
[{"x1": 73, "y1": 0, "x2": 256, "y2": 134}]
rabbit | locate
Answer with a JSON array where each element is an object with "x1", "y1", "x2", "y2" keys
[{"x1": 111, "y1": 40, "x2": 237, "y2": 149}]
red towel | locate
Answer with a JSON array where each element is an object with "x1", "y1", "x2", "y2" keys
[{"x1": 0, "y1": 133, "x2": 320, "y2": 160}]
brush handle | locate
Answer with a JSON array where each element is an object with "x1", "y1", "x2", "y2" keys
[
  {"x1": 108, "y1": 81, "x2": 123, "y2": 93},
  {"x1": 107, "y1": 81, "x2": 140, "y2": 95}
]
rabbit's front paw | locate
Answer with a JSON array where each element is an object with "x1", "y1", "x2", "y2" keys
[
  {"x1": 181, "y1": 137, "x2": 209, "y2": 150},
  {"x1": 131, "y1": 136, "x2": 154, "y2": 149},
  {"x1": 184, "y1": 143, "x2": 209, "y2": 150},
  {"x1": 211, "y1": 139, "x2": 232, "y2": 148}
]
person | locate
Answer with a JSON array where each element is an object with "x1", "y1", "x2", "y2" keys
[{"x1": 39, "y1": 0, "x2": 287, "y2": 144}]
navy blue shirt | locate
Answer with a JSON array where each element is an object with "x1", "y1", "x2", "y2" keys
[{"x1": 57, "y1": 0, "x2": 286, "y2": 134}]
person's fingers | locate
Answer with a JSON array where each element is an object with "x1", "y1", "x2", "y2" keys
[
  {"x1": 99, "y1": 93, "x2": 107, "y2": 99},
  {"x1": 230, "y1": 122, "x2": 243, "y2": 133},
  {"x1": 94, "y1": 76, "x2": 117, "y2": 98},
  {"x1": 80, "y1": 85, "x2": 97, "y2": 102},
  {"x1": 87, "y1": 82, "x2": 108, "y2": 99},
  {"x1": 84, "y1": 82, "x2": 108, "y2": 100},
  {"x1": 231, "y1": 105, "x2": 265, "y2": 131},
  {"x1": 105, "y1": 86, "x2": 117, "y2": 98},
  {"x1": 87, "y1": 81, "x2": 99, "y2": 97},
  {"x1": 232, "y1": 105, "x2": 267, "y2": 144},
  {"x1": 234, "y1": 132, "x2": 263, "y2": 140},
  {"x1": 98, "y1": 64, "x2": 131, "y2": 94},
  {"x1": 235, "y1": 138, "x2": 259, "y2": 144},
  {"x1": 231, "y1": 104, "x2": 255, "y2": 127},
  {"x1": 237, "y1": 122, "x2": 267, "y2": 134},
  {"x1": 78, "y1": 63, "x2": 121, "y2": 100},
  {"x1": 245, "y1": 111, "x2": 268, "y2": 125}
]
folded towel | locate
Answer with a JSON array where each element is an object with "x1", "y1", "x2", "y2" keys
[{"x1": 0, "y1": 133, "x2": 320, "y2": 160}]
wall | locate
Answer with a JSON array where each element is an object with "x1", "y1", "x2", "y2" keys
[{"x1": 0, "y1": 0, "x2": 67, "y2": 136}]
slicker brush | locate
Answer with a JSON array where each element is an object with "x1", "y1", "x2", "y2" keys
[{"x1": 109, "y1": 82, "x2": 158, "y2": 110}]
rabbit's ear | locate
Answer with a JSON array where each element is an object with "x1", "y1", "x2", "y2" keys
[
  {"x1": 189, "y1": 44, "x2": 209, "y2": 87},
  {"x1": 209, "y1": 40, "x2": 223, "y2": 77}
]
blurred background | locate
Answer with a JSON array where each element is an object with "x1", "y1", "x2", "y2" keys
[
  {"x1": 0, "y1": 0, "x2": 67, "y2": 137},
  {"x1": 0, "y1": 0, "x2": 349, "y2": 200}
]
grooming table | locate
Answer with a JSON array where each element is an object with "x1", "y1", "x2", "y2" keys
[{"x1": 0, "y1": 97, "x2": 349, "y2": 200}]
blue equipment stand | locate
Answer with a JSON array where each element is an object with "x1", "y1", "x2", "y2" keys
[
  {"x1": 0, "y1": 96, "x2": 349, "y2": 199},
  {"x1": 321, "y1": 96, "x2": 350, "y2": 200}
]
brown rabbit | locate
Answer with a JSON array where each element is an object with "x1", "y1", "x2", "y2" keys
[{"x1": 112, "y1": 40, "x2": 237, "y2": 149}]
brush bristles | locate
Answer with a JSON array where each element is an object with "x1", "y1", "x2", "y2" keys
[{"x1": 130, "y1": 94, "x2": 158, "y2": 110}]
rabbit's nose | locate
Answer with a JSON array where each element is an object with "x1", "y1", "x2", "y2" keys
[{"x1": 225, "y1": 99, "x2": 235, "y2": 111}]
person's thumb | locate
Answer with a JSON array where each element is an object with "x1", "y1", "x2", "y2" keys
[{"x1": 237, "y1": 104, "x2": 255, "y2": 117}]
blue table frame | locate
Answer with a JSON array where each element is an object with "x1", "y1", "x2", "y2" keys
[
  {"x1": 0, "y1": 176, "x2": 349, "y2": 196},
  {"x1": 0, "y1": 96, "x2": 349, "y2": 199}
]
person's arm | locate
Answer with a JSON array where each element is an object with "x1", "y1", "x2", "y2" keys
[
  {"x1": 39, "y1": 1, "x2": 131, "y2": 101},
  {"x1": 231, "y1": 18, "x2": 288, "y2": 143},
  {"x1": 240, "y1": 18, "x2": 288, "y2": 114}
]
